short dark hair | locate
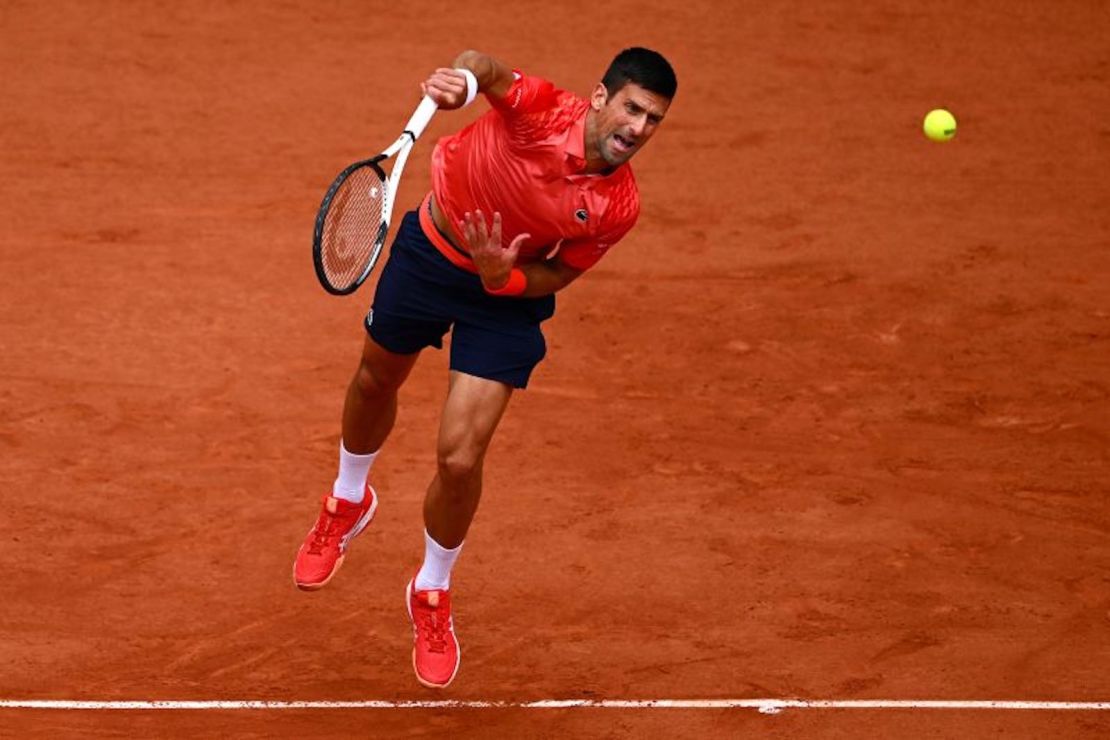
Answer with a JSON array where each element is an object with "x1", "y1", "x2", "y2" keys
[{"x1": 601, "y1": 47, "x2": 677, "y2": 100}]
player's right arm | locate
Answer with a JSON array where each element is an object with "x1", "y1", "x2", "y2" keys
[{"x1": 421, "y1": 51, "x2": 515, "y2": 110}]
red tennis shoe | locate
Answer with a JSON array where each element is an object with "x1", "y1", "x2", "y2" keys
[
  {"x1": 406, "y1": 578, "x2": 461, "y2": 689},
  {"x1": 293, "y1": 487, "x2": 377, "y2": 591}
]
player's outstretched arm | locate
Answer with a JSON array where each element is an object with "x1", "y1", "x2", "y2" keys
[{"x1": 421, "y1": 51, "x2": 514, "y2": 110}]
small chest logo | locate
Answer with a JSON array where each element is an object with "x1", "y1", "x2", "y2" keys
[{"x1": 574, "y1": 208, "x2": 589, "y2": 223}]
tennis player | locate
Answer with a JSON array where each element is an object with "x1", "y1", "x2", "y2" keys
[{"x1": 294, "y1": 47, "x2": 676, "y2": 689}]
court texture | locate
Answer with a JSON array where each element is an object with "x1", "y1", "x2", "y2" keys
[{"x1": 1, "y1": 0, "x2": 1107, "y2": 737}]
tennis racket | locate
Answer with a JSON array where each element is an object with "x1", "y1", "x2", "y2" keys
[{"x1": 312, "y1": 96, "x2": 439, "y2": 295}]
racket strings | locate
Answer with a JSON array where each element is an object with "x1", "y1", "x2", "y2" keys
[{"x1": 320, "y1": 166, "x2": 387, "y2": 291}]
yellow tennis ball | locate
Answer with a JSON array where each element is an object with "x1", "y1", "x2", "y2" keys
[{"x1": 923, "y1": 109, "x2": 957, "y2": 142}]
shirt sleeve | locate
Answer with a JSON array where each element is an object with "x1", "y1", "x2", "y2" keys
[
  {"x1": 557, "y1": 219, "x2": 637, "y2": 271},
  {"x1": 485, "y1": 70, "x2": 559, "y2": 116}
]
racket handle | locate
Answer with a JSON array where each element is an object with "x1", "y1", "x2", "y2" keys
[{"x1": 403, "y1": 96, "x2": 439, "y2": 141}]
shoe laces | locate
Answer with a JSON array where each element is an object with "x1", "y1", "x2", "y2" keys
[
  {"x1": 418, "y1": 598, "x2": 449, "y2": 653},
  {"x1": 307, "y1": 509, "x2": 346, "y2": 555}
]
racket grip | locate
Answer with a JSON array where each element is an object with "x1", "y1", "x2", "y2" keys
[{"x1": 404, "y1": 96, "x2": 439, "y2": 140}]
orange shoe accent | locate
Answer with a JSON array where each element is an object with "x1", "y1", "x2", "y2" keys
[
  {"x1": 293, "y1": 486, "x2": 377, "y2": 591},
  {"x1": 406, "y1": 578, "x2": 461, "y2": 689}
]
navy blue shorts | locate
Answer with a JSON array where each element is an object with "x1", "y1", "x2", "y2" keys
[{"x1": 366, "y1": 208, "x2": 556, "y2": 389}]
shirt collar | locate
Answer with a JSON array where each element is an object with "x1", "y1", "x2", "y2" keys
[{"x1": 564, "y1": 105, "x2": 588, "y2": 166}]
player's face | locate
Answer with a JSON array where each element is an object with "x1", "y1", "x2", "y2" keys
[{"x1": 588, "y1": 82, "x2": 670, "y2": 167}]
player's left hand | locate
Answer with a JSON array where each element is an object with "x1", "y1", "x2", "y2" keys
[
  {"x1": 422, "y1": 68, "x2": 470, "y2": 110},
  {"x1": 461, "y1": 210, "x2": 528, "y2": 291}
]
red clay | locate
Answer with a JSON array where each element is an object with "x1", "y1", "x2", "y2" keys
[{"x1": 1, "y1": 1, "x2": 1108, "y2": 736}]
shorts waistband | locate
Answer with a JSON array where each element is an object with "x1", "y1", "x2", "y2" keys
[{"x1": 418, "y1": 192, "x2": 477, "y2": 274}]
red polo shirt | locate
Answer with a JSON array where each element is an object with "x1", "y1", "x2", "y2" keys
[{"x1": 429, "y1": 71, "x2": 639, "y2": 271}]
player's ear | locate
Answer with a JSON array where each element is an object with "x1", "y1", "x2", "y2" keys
[{"x1": 590, "y1": 83, "x2": 608, "y2": 111}]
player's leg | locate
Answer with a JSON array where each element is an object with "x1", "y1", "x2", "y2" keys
[
  {"x1": 406, "y1": 296, "x2": 552, "y2": 688},
  {"x1": 330, "y1": 331, "x2": 423, "y2": 508},
  {"x1": 295, "y1": 207, "x2": 452, "y2": 591},
  {"x1": 342, "y1": 335, "x2": 417, "y2": 453},
  {"x1": 408, "y1": 370, "x2": 513, "y2": 689},
  {"x1": 331, "y1": 334, "x2": 420, "y2": 501},
  {"x1": 293, "y1": 338, "x2": 421, "y2": 592},
  {"x1": 425, "y1": 370, "x2": 513, "y2": 550}
]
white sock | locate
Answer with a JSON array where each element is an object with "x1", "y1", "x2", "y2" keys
[
  {"x1": 332, "y1": 441, "x2": 378, "y2": 503},
  {"x1": 414, "y1": 530, "x2": 463, "y2": 591}
]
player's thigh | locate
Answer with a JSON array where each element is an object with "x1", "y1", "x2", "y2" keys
[{"x1": 437, "y1": 370, "x2": 514, "y2": 461}]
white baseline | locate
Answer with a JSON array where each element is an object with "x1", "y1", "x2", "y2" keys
[{"x1": 1, "y1": 699, "x2": 1109, "y2": 713}]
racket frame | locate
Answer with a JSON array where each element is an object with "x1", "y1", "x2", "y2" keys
[{"x1": 312, "y1": 96, "x2": 438, "y2": 295}]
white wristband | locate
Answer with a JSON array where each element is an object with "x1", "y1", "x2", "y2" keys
[{"x1": 455, "y1": 67, "x2": 479, "y2": 107}]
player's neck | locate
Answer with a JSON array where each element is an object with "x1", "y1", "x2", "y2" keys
[{"x1": 583, "y1": 157, "x2": 616, "y2": 176}]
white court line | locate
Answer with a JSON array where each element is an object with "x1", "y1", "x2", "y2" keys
[{"x1": 1, "y1": 700, "x2": 1109, "y2": 713}]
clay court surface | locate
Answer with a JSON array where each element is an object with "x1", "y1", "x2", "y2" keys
[{"x1": 2, "y1": 0, "x2": 1109, "y2": 737}]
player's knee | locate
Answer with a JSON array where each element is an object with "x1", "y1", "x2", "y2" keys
[
  {"x1": 436, "y1": 445, "x2": 482, "y2": 485},
  {"x1": 352, "y1": 359, "x2": 403, "y2": 399}
]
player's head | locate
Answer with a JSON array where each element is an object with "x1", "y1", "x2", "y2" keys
[
  {"x1": 587, "y1": 47, "x2": 676, "y2": 168},
  {"x1": 601, "y1": 47, "x2": 678, "y2": 101}
]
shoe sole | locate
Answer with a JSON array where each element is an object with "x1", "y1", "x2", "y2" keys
[
  {"x1": 294, "y1": 554, "x2": 344, "y2": 592},
  {"x1": 406, "y1": 579, "x2": 461, "y2": 689},
  {"x1": 293, "y1": 491, "x2": 379, "y2": 591}
]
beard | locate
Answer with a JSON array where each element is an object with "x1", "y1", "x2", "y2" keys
[{"x1": 600, "y1": 132, "x2": 636, "y2": 166}]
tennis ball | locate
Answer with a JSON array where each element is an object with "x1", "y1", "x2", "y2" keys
[{"x1": 923, "y1": 109, "x2": 957, "y2": 142}]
